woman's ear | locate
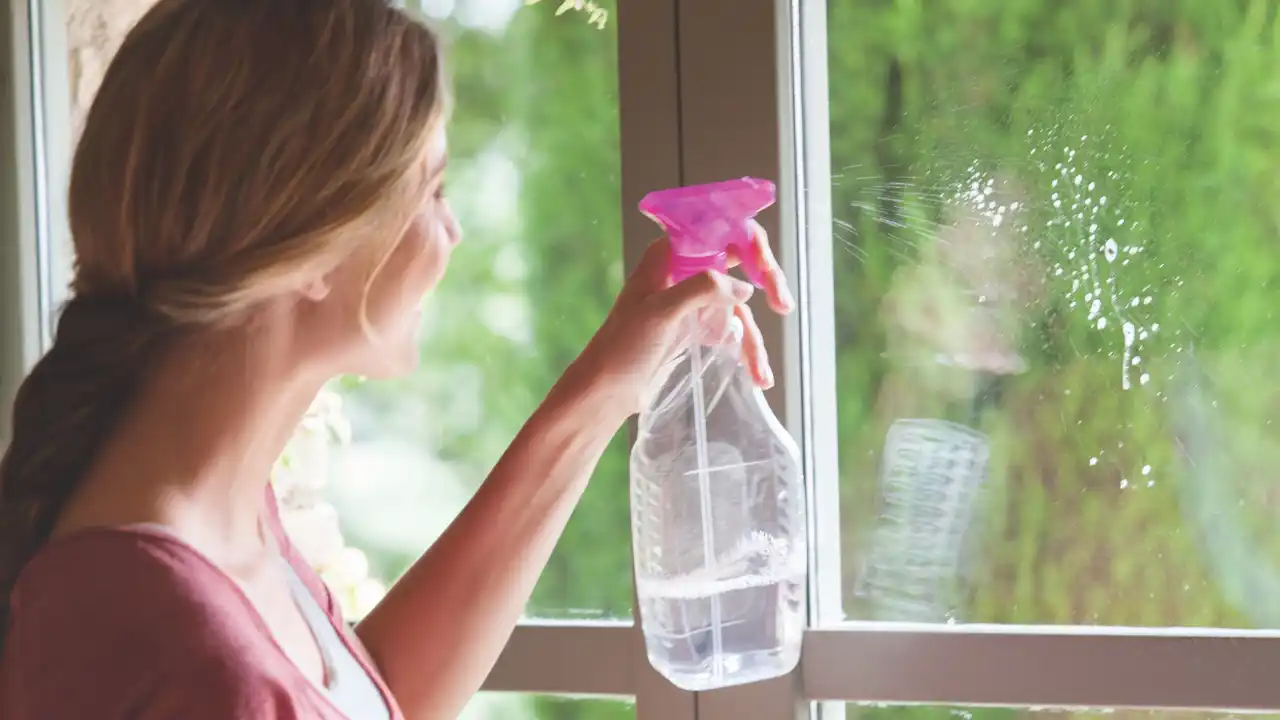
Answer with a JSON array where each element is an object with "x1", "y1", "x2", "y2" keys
[{"x1": 299, "y1": 275, "x2": 332, "y2": 303}]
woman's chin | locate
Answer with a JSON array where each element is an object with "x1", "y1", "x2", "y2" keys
[
  {"x1": 351, "y1": 337, "x2": 422, "y2": 380},
  {"x1": 339, "y1": 309, "x2": 425, "y2": 379},
  {"x1": 383, "y1": 342, "x2": 423, "y2": 379}
]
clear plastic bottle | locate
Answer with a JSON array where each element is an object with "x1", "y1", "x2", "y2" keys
[{"x1": 630, "y1": 178, "x2": 807, "y2": 691}]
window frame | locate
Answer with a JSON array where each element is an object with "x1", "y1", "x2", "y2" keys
[
  {"x1": 11, "y1": 0, "x2": 1280, "y2": 718},
  {"x1": 1, "y1": 0, "x2": 53, "y2": 455},
  {"x1": 24, "y1": 0, "x2": 70, "y2": 348}
]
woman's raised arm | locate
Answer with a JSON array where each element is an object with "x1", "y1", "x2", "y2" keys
[{"x1": 355, "y1": 228, "x2": 793, "y2": 720}]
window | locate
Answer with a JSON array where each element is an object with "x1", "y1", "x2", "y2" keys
[
  {"x1": 821, "y1": 0, "x2": 1280, "y2": 631},
  {"x1": 331, "y1": 0, "x2": 632, "y2": 623},
  {"x1": 9, "y1": 0, "x2": 1280, "y2": 719},
  {"x1": 799, "y1": 0, "x2": 1280, "y2": 715}
]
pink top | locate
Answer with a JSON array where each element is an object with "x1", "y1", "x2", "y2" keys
[{"x1": 0, "y1": 491, "x2": 405, "y2": 719}]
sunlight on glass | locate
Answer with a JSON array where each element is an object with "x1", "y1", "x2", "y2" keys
[
  {"x1": 417, "y1": 0, "x2": 458, "y2": 22},
  {"x1": 458, "y1": 0, "x2": 523, "y2": 34}
]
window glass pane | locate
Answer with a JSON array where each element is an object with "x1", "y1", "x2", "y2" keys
[
  {"x1": 830, "y1": 706, "x2": 1275, "y2": 720},
  {"x1": 326, "y1": 0, "x2": 631, "y2": 620},
  {"x1": 467, "y1": 694, "x2": 634, "y2": 720},
  {"x1": 824, "y1": 1, "x2": 1280, "y2": 626}
]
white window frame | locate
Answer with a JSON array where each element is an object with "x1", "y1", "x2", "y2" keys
[
  {"x1": 1, "y1": 0, "x2": 52, "y2": 453},
  {"x1": 16, "y1": 0, "x2": 69, "y2": 350},
  {"x1": 9, "y1": 0, "x2": 1280, "y2": 718}
]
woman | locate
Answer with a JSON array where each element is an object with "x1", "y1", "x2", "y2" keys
[{"x1": 0, "y1": 1, "x2": 794, "y2": 718}]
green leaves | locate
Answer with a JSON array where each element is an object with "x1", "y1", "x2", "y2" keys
[{"x1": 526, "y1": 0, "x2": 609, "y2": 30}]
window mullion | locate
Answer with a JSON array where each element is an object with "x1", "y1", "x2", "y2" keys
[
  {"x1": 617, "y1": 0, "x2": 699, "y2": 718},
  {"x1": 789, "y1": 0, "x2": 842, "y2": 632},
  {"x1": 672, "y1": 0, "x2": 807, "y2": 716}
]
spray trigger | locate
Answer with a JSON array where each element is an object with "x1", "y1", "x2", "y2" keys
[{"x1": 639, "y1": 177, "x2": 776, "y2": 287}]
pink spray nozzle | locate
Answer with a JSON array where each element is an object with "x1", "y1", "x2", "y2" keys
[{"x1": 639, "y1": 177, "x2": 777, "y2": 286}]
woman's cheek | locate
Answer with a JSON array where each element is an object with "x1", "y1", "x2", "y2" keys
[{"x1": 403, "y1": 223, "x2": 449, "y2": 299}]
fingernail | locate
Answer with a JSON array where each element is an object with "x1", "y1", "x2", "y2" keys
[
  {"x1": 778, "y1": 281, "x2": 797, "y2": 311},
  {"x1": 732, "y1": 280, "x2": 754, "y2": 301},
  {"x1": 762, "y1": 363, "x2": 775, "y2": 388}
]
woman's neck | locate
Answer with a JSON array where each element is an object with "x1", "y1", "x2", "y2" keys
[{"x1": 55, "y1": 317, "x2": 327, "y2": 567}]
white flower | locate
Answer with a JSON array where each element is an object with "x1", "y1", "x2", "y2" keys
[{"x1": 274, "y1": 385, "x2": 380, "y2": 620}]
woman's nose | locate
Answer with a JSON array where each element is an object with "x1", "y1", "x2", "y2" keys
[{"x1": 442, "y1": 203, "x2": 462, "y2": 246}]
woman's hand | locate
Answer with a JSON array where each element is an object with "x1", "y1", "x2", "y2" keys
[{"x1": 563, "y1": 221, "x2": 796, "y2": 418}]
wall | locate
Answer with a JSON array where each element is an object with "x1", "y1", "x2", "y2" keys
[{"x1": 65, "y1": 0, "x2": 153, "y2": 136}]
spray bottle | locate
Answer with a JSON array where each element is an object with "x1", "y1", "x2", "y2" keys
[{"x1": 629, "y1": 178, "x2": 807, "y2": 691}]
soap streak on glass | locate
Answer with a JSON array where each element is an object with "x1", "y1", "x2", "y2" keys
[{"x1": 832, "y1": 130, "x2": 1185, "y2": 622}]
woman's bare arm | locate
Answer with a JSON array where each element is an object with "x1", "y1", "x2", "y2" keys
[{"x1": 353, "y1": 370, "x2": 623, "y2": 720}]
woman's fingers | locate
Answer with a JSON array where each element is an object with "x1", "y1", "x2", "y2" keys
[
  {"x1": 655, "y1": 270, "x2": 754, "y2": 321},
  {"x1": 726, "y1": 221, "x2": 795, "y2": 314},
  {"x1": 748, "y1": 221, "x2": 796, "y2": 314},
  {"x1": 626, "y1": 223, "x2": 796, "y2": 317},
  {"x1": 645, "y1": 268, "x2": 773, "y2": 387},
  {"x1": 735, "y1": 303, "x2": 773, "y2": 388},
  {"x1": 689, "y1": 304, "x2": 731, "y2": 344}
]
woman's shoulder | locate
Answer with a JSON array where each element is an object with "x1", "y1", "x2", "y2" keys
[
  {"x1": 10, "y1": 525, "x2": 252, "y2": 631},
  {"x1": 3, "y1": 528, "x2": 307, "y2": 719}
]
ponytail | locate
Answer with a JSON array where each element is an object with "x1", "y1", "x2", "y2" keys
[{"x1": 0, "y1": 295, "x2": 169, "y2": 644}]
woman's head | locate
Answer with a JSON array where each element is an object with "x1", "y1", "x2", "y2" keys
[
  {"x1": 70, "y1": 0, "x2": 456, "y2": 374},
  {"x1": 0, "y1": 0, "x2": 452, "y2": 638}
]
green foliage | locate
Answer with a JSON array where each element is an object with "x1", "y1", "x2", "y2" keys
[{"x1": 526, "y1": 0, "x2": 610, "y2": 29}]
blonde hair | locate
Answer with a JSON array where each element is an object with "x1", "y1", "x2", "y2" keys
[{"x1": 0, "y1": 0, "x2": 445, "y2": 638}]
